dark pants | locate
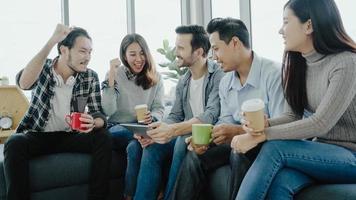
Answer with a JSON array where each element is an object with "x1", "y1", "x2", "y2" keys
[
  {"x1": 171, "y1": 144, "x2": 261, "y2": 200},
  {"x1": 3, "y1": 128, "x2": 112, "y2": 200},
  {"x1": 230, "y1": 144, "x2": 262, "y2": 200}
]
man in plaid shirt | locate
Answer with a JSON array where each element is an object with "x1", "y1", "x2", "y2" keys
[{"x1": 3, "y1": 24, "x2": 111, "y2": 200}]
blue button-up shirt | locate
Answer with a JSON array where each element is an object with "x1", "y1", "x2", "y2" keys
[{"x1": 217, "y1": 52, "x2": 285, "y2": 124}]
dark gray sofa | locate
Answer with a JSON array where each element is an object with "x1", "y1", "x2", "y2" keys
[
  {"x1": 208, "y1": 165, "x2": 356, "y2": 200},
  {"x1": 0, "y1": 144, "x2": 126, "y2": 200},
  {"x1": 2, "y1": 142, "x2": 355, "y2": 200}
]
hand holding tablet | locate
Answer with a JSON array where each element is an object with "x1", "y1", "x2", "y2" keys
[{"x1": 120, "y1": 123, "x2": 151, "y2": 138}]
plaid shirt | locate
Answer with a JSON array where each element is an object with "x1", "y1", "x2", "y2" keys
[{"x1": 16, "y1": 57, "x2": 106, "y2": 133}]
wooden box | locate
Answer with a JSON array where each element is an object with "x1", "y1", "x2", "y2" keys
[{"x1": 0, "y1": 85, "x2": 29, "y2": 143}]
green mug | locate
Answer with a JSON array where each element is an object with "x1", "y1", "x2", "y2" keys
[{"x1": 192, "y1": 124, "x2": 213, "y2": 145}]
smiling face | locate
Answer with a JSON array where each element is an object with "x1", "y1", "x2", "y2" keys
[
  {"x1": 209, "y1": 31, "x2": 238, "y2": 72},
  {"x1": 63, "y1": 36, "x2": 92, "y2": 72},
  {"x1": 175, "y1": 33, "x2": 200, "y2": 68},
  {"x1": 279, "y1": 7, "x2": 313, "y2": 53},
  {"x1": 124, "y1": 42, "x2": 146, "y2": 74}
]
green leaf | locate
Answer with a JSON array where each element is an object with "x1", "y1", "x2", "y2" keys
[
  {"x1": 157, "y1": 48, "x2": 165, "y2": 55},
  {"x1": 163, "y1": 39, "x2": 169, "y2": 50},
  {"x1": 158, "y1": 63, "x2": 166, "y2": 68},
  {"x1": 168, "y1": 62, "x2": 176, "y2": 71},
  {"x1": 156, "y1": 39, "x2": 181, "y2": 80},
  {"x1": 166, "y1": 50, "x2": 176, "y2": 61}
]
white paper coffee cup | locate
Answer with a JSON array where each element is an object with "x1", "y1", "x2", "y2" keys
[
  {"x1": 135, "y1": 104, "x2": 148, "y2": 123},
  {"x1": 241, "y1": 99, "x2": 265, "y2": 134}
]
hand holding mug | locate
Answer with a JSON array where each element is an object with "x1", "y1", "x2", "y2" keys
[
  {"x1": 135, "y1": 104, "x2": 148, "y2": 124},
  {"x1": 241, "y1": 98, "x2": 266, "y2": 135},
  {"x1": 187, "y1": 124, "x2": 213, "y2": 154},
  {"x1": 242, "y1": 114, "x2": 269, "y2": 135},
  {"x1": 143, "y1": 110, "x2": 153, "y2": 125},
  {"x1": 65, "y1": 112, "x2": 95, "y2": 133},
  {"x1": 185, "y1": 136, "x2": 209, "y2": 155},
  {"x1": 79, "y1": 113, "x2": 95, "y2": 133}
]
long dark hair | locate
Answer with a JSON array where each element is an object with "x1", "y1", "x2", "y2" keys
[
  {"x1": 282, "y1": 0, "x2": 356, "y2": 116},
  {"x1": 120, "y1": 33, "x2": 158, "y2": 89}
]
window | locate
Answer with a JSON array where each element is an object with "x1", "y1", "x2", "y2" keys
[
  {"x1": 251, "y1": 0, "x2": 356, "y2": 64},
  {"x1": 69, "y1": 0, "x2": 127, "y2": 82},
  {"x1": 251, "y1": 0, "x2": 286, "y2": 64},
  {"x1": 0, "y1": 0, "x2": 61, "y2": 85},
  {"x1": 212, "y1": 0, "x2": 239, "y2": 19},
  {"x1": 335, "y1": 0, "x2": 356, "y2": 41},
  {"x1": 135, "y1": 0, "x2": 181, "y2": 98}
]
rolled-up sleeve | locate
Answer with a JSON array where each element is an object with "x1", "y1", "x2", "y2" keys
[
  {"x1": 165, "y1": 79, "x2": 185, "y2": 124},
  {"x1": 87, "y1": 71, "x2": 107, "y2": 128},
  {"x1": 101, "y1": 71, "x2": 120, "y2": 116}
]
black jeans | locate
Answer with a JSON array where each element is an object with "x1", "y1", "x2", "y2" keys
[
  {"x1": 230, "y1": 144, "x2": 262, "y2": 200},
  {"x1": 171, "y1": 144, "x2": 261, "y2": 200},
  {"x1": 3, "y1": 128, "x2": 112, "y2": 200}
]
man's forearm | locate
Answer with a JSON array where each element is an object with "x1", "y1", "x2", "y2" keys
[
  {"x1": 19, "y1": 40, "x2": 56, "y2": 89},
  {"x1": 170, "y1": 117, "x2": 202, "y2": 137}
]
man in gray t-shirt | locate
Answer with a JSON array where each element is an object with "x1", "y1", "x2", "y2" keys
[{"x1": 132, "y1": 25, "x2": 224, "y2": 200}]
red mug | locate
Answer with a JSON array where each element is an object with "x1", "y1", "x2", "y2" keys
[{"x1": 65, "y1": 112, "x2": 85, "y2": 131}]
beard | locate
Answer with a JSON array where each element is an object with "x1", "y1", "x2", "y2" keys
[
  {"x1": 67, "y1": 53, "x2": 87, "y2": 73},
  {"x1": 177, "y1": 55, "x2": 196, "y2": 68}
]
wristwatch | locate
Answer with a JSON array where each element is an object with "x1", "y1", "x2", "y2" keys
[{"x1": 0, "y1": 116, "x2": 13, "y2": 130}]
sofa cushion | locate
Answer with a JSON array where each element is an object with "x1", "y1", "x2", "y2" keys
[
  {"x1": 30, "y1": 179, "x2": 124, "y2": 200},
  {"x1": 29, "y1": 151, "x2": 126, "y2": 192},
  {"x1": 0, "y1": 144, "x2": 126, "y2": 200}
]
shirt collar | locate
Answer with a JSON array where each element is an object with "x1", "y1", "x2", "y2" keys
[
  {"x1": 302, "y1": 50, "x2": 325, "y2": 64},
  {"x1": 245, "y1": 52, "x2": 262, "y2": 88},
  {"x1": 227, "y1": 52, "x2": 262, "y2": 90},
  {"x1": 124, "y1": 66, "x2": 137, "y2": 80},
  {"x1": 51, "y1": 57, "x2": 77, "y2": 87}
]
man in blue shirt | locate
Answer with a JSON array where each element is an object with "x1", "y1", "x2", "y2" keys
[{"x1": 171, "y1": 18, "x2": 285, "y2": 200}]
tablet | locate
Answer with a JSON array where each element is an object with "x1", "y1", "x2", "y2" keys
[{"x1": 120, "y1": 123, "x2": 150, "y2": 136}]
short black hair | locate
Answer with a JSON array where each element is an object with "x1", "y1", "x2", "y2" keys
[
  {"x1": 207, "y1": 17, "x2": 250, "y2": 48},
  {"x1": 57, "y1": 27, "x2": 91, "y2": 54},
  {"x1": 175, "y1": 25, "x2": 211, "y2": 57}
]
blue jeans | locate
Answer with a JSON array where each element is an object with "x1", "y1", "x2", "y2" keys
[
  {"x1": 164, "y1": 135, "x2": 189, "y2": 200},
  {"x1": 236, "y1": 140, "x2": 356, "y2": 200},
  {"x1": 134, "y1": 139, "x2": 176, "y2": 200},
  {"x1": 267, "y1": 168, "x2": 313, "y2": 200},
  {"x1": 109, "y1": 125, "x2": 142, "y2": 197},
  {"x1": 109, "y1": 124, "x2": 134, "y2": 151}
]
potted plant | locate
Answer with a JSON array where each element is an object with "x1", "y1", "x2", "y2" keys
[{"x1": 157, "y1": 39, "x2": 188, "y2": 82}]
